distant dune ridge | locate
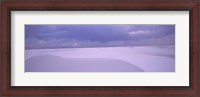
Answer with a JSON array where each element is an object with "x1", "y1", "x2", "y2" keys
[{"x1": 25, "y1": 46, "x2": 175, "y2": 72}]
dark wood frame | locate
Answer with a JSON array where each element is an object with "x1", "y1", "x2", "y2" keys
[{"x1": 0, "y1": 0, "x2": 199, "y2": 96}]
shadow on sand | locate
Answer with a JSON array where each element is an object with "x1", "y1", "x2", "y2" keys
[{"x1": 25, "y1": 55, "x2": 144, "y2": 72}]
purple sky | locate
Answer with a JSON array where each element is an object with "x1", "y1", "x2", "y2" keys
[{"x1": 25, "y1": 25, "x2": 175, "y2": 49}]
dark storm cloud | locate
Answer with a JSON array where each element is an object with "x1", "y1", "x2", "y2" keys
[{"x1": 25, "y1": 25, "x2": 175, "y2": 49}]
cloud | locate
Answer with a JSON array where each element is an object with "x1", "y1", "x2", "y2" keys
[
  {"x1": 25, "y1": 25, "x2": 175, "y2": 49},
  {"x1": 127, "y1": 30, "x2": 154, "y2": 36}
]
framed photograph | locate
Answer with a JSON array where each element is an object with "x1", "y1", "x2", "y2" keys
[{"x1": 1, "y1": 0, "x2": 199, "y2": 96}]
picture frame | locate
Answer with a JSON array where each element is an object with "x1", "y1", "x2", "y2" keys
[{"x1": 0, "y1": 0, "x2": 199, "y2": 96}]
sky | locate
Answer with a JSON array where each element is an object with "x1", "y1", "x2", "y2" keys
[{"x1": 25, "y1": 25, "x2": 175, "y2": 49}]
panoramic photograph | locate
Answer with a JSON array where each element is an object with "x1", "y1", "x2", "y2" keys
[{"x1": 25, "y1": 25, "x2": 175, "y2": 72}]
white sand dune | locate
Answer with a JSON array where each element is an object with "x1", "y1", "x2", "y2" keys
[
  {"x1": 25, "y1": 46, "x2": 175, "y2": 72},
  {"x1": 25, "y1": 55, "x2": 144, "y2": 72}
]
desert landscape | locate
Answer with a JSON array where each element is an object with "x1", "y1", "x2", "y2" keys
[{"x1": 25, "y1": 24, "x2": 175, "y2": 72}]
